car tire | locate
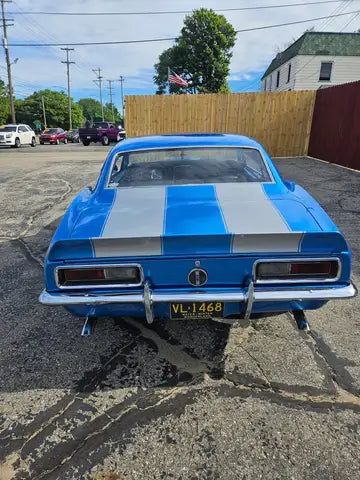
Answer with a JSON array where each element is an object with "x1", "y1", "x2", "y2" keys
[
  {"x1": 101, "y1": 135, "x2": 109, "y2": 146},
  {"x1": 64, "y1": 138, "x2": 68, "y2": 144},
  {"x1": 31, "y1": 137, "x2": 36, "y2": 147},
  {"x1": 14, "y1": 137, "x2": 20, "y2": 148},
  {"x1": 40, "y1": 141, "x2": 44, "y2": 145},
  {"x1": 82, "y1": 139, "x2": 90, "y2": 146},
  {"x1": 56, "y1": 139, "x2": 60, "y2": 145}
]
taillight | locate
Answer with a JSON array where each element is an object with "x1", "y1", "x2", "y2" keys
[
  {"x1": 57, "y1": 265, "x2": 142, "y2": 287},
  {"x1": 256, "y1": 260, "x2": 339, "y2": 282}
]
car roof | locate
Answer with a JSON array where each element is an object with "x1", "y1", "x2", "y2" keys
[{"x1": 111, "y1": 133, "x2": 264, "y2": 154}]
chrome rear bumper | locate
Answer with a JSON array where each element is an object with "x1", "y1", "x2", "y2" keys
[{"x1": 39, "y1": 282, "x2": 357, "y2": 323}]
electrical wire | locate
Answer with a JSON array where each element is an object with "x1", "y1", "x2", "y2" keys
[
  {"x1": 289, "y1": 0, "x2": 354, "y2": 81},
  {"x1": 7, "y1": 0, "x2": 360, "y2": 16},
  {"x1": 6, "y1": 9, "x2": 360, "y2": 47},
  {"x1": 238, "y1": 0, "x2": 355, "y2": 91},
  {"x1": 11, "y1": 1, "x2": 94, "y2": 76}
]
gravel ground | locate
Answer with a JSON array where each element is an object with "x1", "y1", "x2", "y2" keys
[{"x1": 0, "y1": 145, "x2": 359, "y2": 480}]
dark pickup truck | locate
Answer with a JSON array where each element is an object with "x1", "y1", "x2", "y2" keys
[{"x1": 79, "y1": 122, "x2": 126, "y2": 146}]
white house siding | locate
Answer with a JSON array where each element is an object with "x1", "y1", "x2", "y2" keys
[
  {"x1": 262, "y1": 55, "x2": 360, "y2": 92},
  {"x1": 293, "y1": 55, "x2": 360, "y2": 90},
  {"x1": 262, "y1": 58, "x2": 298, "y2": 92}
]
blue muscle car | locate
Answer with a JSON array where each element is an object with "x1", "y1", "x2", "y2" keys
[{"x1": 39, "y1": 134, "x2": 357, "y2": 334}]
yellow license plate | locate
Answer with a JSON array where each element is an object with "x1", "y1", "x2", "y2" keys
[{"x1": 170, "y1": 302, "x2": 224, "y2": 320}]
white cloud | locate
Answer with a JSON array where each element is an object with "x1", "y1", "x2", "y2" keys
[
  {"x1": 229, "y1": 73, "x2": 253, "y2": 81},
  {"x1": 3, "y1": 0, "x2": 359, "y2": 102}
]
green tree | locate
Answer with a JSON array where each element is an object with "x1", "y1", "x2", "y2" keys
[
  {"x1": 0, "y1": 79, "x2": 10, "y2": 124},
  {"x1": 15, "y1": 89, "x2": 83, "y2": 129},
  {"x1": 104, "y1": 102, "x2": 122, "y2": 123},
  {"x1": 154, "y1": 8, "x2": 236, "y2": 94},
  {"x1": 78, "y1": 98, "x2": 123, "y2": 124},
  {"x1": 154, "y1": 45, "x2": 187, "y2": 95},
  {"x1": 77, "y1": 98, "x2": 102, "y2": 122}
]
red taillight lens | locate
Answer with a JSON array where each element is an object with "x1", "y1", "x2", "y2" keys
[
  {"x1": 256, "y1": 260, "x2": 339, "y2": 282},
  {"x1": 57, "y1": 266, "x2": 142, "y2": 287},
  {"x1": 289, "y1": 262, "x2": 333, "y2": 275},
  {"x1": 64, "y1": 268, "x2": 105, "y2": 282}
]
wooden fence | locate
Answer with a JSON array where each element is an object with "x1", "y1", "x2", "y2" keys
[{"x1": 125, "y1": 91, "x2": 316, "y2": 157}]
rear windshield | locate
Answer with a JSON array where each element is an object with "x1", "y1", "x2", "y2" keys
[
  {"x1": 43, "y1": 129, "x2": 58, "y2": 134},
  {"x1": 0, "y1": 126, "x2": 16, "y2": 132},
  {"x1": 108, "y1": 147, "x2": 272, "y2": 187}
]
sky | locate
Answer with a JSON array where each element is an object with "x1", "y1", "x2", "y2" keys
[{"x1": 2, "y1": 0, "x2": 360, "y2": 111}]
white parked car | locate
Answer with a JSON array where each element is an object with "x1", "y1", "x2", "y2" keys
[{"x1": 0, "y1": 124, "x2": 37, "y2": 148}]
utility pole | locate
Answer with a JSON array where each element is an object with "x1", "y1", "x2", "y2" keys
[
  {"x1": 41, "y1": 96, "x2": 47, "y2": 129},
  {"x1": 107, "y1": 80, "x2": 115, "y2": 123},
  {"x1": 118, "y1": 75, "x2": 124, "y2": 122},
  {"x1": 92, "y1": 68, "x2": 104, "y2": 121},
  {"x1": 1, "y1": 0, "x2": 15, "y2": 123},
  {"x1": 61, "y1": 47, "x2": 75, "y2": 130}
]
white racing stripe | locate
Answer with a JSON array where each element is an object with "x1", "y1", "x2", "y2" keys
[
  {"x1": 93, "y1": 187, "x2": 166, "y2": 257},
  {"x1": 215, "y1": 183, "x2": 302, "y2": 253}
]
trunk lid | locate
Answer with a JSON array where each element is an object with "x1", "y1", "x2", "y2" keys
[{"x1": 64, "y1": 183, "x2": 346, "y2": 259}]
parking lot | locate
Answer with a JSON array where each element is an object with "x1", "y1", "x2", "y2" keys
[{"x1": 0, "y1": 144, "x2": 359, "y2": 480}]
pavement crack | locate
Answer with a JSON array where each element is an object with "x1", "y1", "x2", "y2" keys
[
  {"x1": 18, "y1": 394, "x2": 80, "y2": 460},
  {"x1": 0, "y1": 177, "x2": 72, "y2": 242},
  {"x1": 15, "y1": 237, "x2": 44, "y2": 268},
  {"x1": 31, "y1": 387, "x2": 183, "y2": 480},
  {"x1": 308, "y1": 328, "x2": 359, "y2": 398},
  {"x1": 237, "y1": 345, "x2": 272, "y2": 388}
]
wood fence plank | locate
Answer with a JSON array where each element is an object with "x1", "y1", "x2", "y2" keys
[{"x1": 124, "y1": 91, "x2": 315, "y2": 156}]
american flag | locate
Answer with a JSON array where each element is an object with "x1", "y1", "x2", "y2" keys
[{"x1": 168, "y1": 69, "x2": 189, "y2": 87}]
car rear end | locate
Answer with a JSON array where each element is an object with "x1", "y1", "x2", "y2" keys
[
  {"x1": 39, "y1": 138, "x2": 357, "y2": 324},
  {"x1": 40, "y1": 227, "x2": 356, "y2": 323},
  {"x1": 79, "y1": 127, "x2": 99, "y2": 145}
]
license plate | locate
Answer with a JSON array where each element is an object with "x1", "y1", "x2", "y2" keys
[
  {"x1": 170, "y1": 302, "x2": 224, "y2": 320},
  {"x1": 87, "y1": 136, "x2": 91, "y2": 139}
]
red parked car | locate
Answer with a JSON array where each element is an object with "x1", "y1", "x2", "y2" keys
[{"x1": 39, "y1": 128, "x2": 68, "y2": 145}]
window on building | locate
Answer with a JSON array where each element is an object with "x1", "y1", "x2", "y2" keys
[
  {"x1": 269, "y1": 75, "x2": 272, "y2": 91},
  {"x1": 264, "y1": 78, "x2": 267, "y2": 91},
  {"x1": 319, "y1": 62, "x2": 333, "y2": 81},
  {"x1": 287, "y1": 63, "x2": 291, "y2": 83},
  {"x1": 276, "y1": 70, "x2": 280, "y2": 88}
]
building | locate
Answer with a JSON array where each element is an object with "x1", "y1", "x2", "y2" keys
[{"x1": 261, "y1": 31, "x2": 360, "y2": 92}]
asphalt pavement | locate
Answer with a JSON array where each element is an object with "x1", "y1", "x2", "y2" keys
[{"x1": 0, "y1": 144, "x2": 359, "y2": 480}]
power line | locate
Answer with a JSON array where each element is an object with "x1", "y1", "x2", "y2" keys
[
  {"x1": 11, "y1": 1, "x2": 94, "y2": 76},
  {"x1": 61, "y1": 47, "x2": 75, "y2": 130},
  {"x1": 294, "y1": 1, "x2": 360, "y2": 83},
  {"x1": 236, "y1": 0, "x2": 354, "y2": 92},
  {"x1": 6, "y1": 0, "x2": 360, "y2": 16},
  {"x1": 6, "y1": 9, "x2": 360, "y2": 47},
  {"x1": 290, "y1": 0, "x2": 353, "y2": 80}
]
